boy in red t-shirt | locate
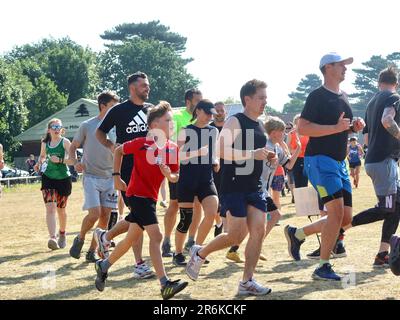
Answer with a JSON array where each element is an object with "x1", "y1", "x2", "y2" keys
[{"x1": 94, "y1": 101, "x2": 188, "y2": 300}]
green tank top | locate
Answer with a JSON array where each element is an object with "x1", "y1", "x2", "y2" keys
[{"x1": 44, "y1": 138, "x2": 70, "y2": 180}]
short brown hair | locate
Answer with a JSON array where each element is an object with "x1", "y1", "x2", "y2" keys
[
  {"x1": 147, "y1": 101, "x2": 172, "y2": 126},
  {"x1": 240, "y1": 79, "x2": 267, "y2": 107},
  {"x1": 97, "y1": 90, "x2": 120, "y2": 111},
  {"x1": 127, "y1": 71, "x2": 148, "y2": 86},
  {"x1": 378, "y1": 66, "x2": 398, "y2": 85},
  {"x1": 264, "y1": 116, "x2": 285, "y2": 135}
]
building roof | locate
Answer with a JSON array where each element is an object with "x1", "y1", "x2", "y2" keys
[{"x1": 15, "y1": 98, "x2": 98, "y2": 142}]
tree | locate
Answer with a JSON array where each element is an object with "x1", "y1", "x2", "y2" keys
[
  {"x1": 283, "y1": 74, "x2": 322, "y2": 114},
  {"x1": 101, "y1": 20, "x2": 188, "y2": 54},
  {"x1": 283, "y1": 98, "x2": 305, "y2": 114},
  {"x1": 264, "y1": 105, "x2": 281, "y2": 116},
  {"x1": 351, "y1": 52, "x2": 400, "y2": 114},
  {"x1": 0, "y1": 59, "x2": 32, "y2": 159},
  {"x1": 7, "y1": 38, "x2": 100, "y2": 104},
  {"x1": 223, "y1": 97, "x2": 241, "y2": 104},
  {"x1": 26, "y1": 75, "x2": 68, "y2": 126},
  {"x1": 99, "y1": 38, "x2": 199, "y2": 107}
]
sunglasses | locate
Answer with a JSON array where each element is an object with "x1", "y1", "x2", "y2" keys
[{"x1": 50, "y1": 125, "x2": 63, "y2": 130}]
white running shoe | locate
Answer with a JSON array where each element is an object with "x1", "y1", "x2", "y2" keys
[
  {"x1": 48, "y1": 238, "x2": 60, "y2": 250},
  {"x1": 133, "y1": 262, "x2": 155, "y2": 279},
  {"x1": 94, "y1": 228, "x2": 110, "y2": 259},
  {"x1": 237, "y1": 278, "x2": 272, "y2": 296},
  {"x1": 186, "y1": 245, "x2": 205, "y2": 281}
]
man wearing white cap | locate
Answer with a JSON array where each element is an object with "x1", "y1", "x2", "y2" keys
[{"x1": 284, "y1": 53, "x2": 365, "y2": 281}]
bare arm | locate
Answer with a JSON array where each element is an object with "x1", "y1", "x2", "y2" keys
[
  {"x1": 218, "y1": 117, "x2": 271, "y2": 161},
  {"x1": 177, "y1": 129, "x2": 209, "y2": 161},
  {"x1": 364, "y1": 133, "x2": 368, "y2": 146},
  {"x1": 113, "y1": 145, "x2": 127, "y2": 191},
  {"x1": 159, "y1": 164, "x2": 179, "y2": 183},
  {"x1": 96, "y1": 128, "x2": 116, "y2": 153},
  {"x1": 62, "y1": 138, "x2": 72, "y2": 164},
  {"x1": 298, "y1": 112, "x2": 350, "y2": 137},
  {"x1": 68, "y1": 140, "x2": 80, "y2": 166},
  {"x1": 284, "y1": 137, "x2": 301, "y2": 170},
  {"x1": 358, "y1": 144, "x2": 364, "y2": 157},
  {"x1": 381, "y1": 106, "x2": 400, "y2": 140},
  {"x1": 34, "y1": 142, "x2": 47, "y2": 171}
]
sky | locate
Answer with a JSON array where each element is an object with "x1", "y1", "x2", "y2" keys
[{"x1": 1, "y1": 0, "x2": 399, "y2": 110}]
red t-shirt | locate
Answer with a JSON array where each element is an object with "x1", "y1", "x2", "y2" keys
[{"x1": 123, "y1": 137, "x2": 179, "y2": 201}]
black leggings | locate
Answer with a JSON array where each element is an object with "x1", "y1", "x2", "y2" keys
[
  {"x1": 292, "y1": 157, "x2": 308, "y2": 188},
  {"x1": 352, "y1": 205, "x2": 400, "y2": 243}
]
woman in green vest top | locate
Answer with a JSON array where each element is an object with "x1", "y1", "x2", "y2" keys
[{"x1": 34, "y1": 118, "x2": 72, "y2": 250}]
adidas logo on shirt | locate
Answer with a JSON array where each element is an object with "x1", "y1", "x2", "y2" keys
[{"x1": 126, "y1": 110, "x2": 148, "y2": 133}]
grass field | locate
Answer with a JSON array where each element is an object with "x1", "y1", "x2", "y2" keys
[{"x1": 1, "y1": 167, "x2": 399, "y2": 300}]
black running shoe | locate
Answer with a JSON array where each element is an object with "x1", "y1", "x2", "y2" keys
[
  {"x1": 95, "y1": 260, "x2": 108, "y2": 292},
  {"x1": 161, "y1": 279, "x2": 188, "y2": 300},
  {"x1": 69, "y1": 235, "x2": 84, "y2": 259},
  {"x1": 86, "y1": 250, "x2": 99, "y2": 263},
  {"x1": 284, "y1": 225, "x2": 305, "y2": 261},
  {"x1": 332, "y1": 241, "x2": 347, "y2": 258},
  {"x1": 162, "y1": 241, "x2": 173, "y2": 257},
  {"x1": 214, "y1": 224, "x2": 223, "y2": 237},
  {"x1": 172, "y1": 253, "x2": 187, "y2": 266},
  {"x1": 307, "y1": 247, "x2": 321, "y2": 260}
]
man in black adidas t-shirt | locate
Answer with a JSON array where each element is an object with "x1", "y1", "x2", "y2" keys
[{"x1": 95, "y1": 71, "x2": 154, "y2": 279}]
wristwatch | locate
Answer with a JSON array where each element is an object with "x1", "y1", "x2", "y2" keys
[{"x1": 112, "y1": 172, "x2": 121, "y2": 176}]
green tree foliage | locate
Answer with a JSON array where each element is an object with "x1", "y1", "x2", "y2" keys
[
  {"x1": 0, "y1": 59, "x2": 32, "y2": 158},
  {"x1": 351, "y1": 52, "x2": 400, "y2": 113},
  {"x1": 7, "y1": 38, "x2": 100, "y2": 104},
  {"x1": 99, "y1": 38, "x2": 199, "y2": 107},
  {"x1": 265, "y1": 105, "x2": 281, "y2": 116},
  {"x1": 283, "y1": 74, "x2": 322, "y2": 114},
  {"x1": 26, "y1": 75, "x2": 68, "y2": 126},
  {"x1": 101, "y1": 20, "x2": 188, "y2": 53}
]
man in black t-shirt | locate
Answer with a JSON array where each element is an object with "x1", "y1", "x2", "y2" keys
[
  {"x1": 284, "y1": 53, "x2": 365, "y2": 281},
  {"x1": 95, "y1": 71, "x2": 154, "y2": 280},
  {"x1": 348, "y1": 67, "x2": 400, "y2": 268}
]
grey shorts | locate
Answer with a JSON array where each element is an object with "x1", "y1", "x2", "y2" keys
[
  {"x1": 82, "y1": 175, "x2": 118, "y2": 211},
  {"x1": 365, "y1": 158, "x2": 400, "y2": 211}
]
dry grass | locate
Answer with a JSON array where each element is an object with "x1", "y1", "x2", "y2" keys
[{"x1": 0, "y1": 167, "x2": 399, "y2": 300}]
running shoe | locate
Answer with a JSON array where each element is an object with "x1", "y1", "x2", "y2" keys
[
  {"x1": 161, "y1": 279, "x2": 188, "y2": 300},
  {"x1": 69, "y1": 235, "x2": 84, "y2": 259},
  {"x1": 162, "y1": 241, "x2": 173, "y2": 257},
  {"x1": 312, "y1": 263, "x2": 341, "y2": 281},
  {"x1": 373, "y1": 253, "x2": 389, "y2": 268},
  {"x1": 238, "y1": 278, "x2": 272, "y2": 296},
  {"x1": 172, "y1": 253, "x2": 187, "y2": 266},
  {"x1": 284, "y1": 225, "x2": 304, "y2": 261},
  {"x1": 226, "y1": 251, "x2": 244, "y2": 263},
  {"x1": 58, "y1": 233, "x2": 67, "y2": 249},
  {"x1": 85, "y1": 250, "x2": 99, "y2": 263},
  {"x1": 186, "y1": 245, "x2": 205, "y2": 281},
  {"x1": 48, "y1": 238, "x2": 60, "y2": 250},
  {"x1": 133, "y1": 262, "x2": 155, "y2": 279},
  {"x1": 94, "y1": 228, "x2": 110, "y2": 259},
  {"x1": 95, "y1": 260, "x2": 108, "y2": 292}
]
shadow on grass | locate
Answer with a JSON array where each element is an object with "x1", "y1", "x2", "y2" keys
[
  {"x1": 0, "y1": 262, "x2": 88, "y2": 285},
  {"x1": 24, "y1": 253, "x2": 72, "y2": 267},
  {"x1": 0, "y1": 252, "x2": 43, "y2": 265}
]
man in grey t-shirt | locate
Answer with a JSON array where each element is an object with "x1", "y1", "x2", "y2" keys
[{"x1": 69, "y1": 91, "x2": 120, "y2": 262}]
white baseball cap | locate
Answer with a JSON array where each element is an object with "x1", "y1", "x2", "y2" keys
[{"x1": 319, "y1": 53, "x2": 353, "y2": 69}]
